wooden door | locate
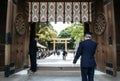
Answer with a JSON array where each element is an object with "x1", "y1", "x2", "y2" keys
[
  {"x1": 0, "y1": 0, "x2": 7, "y2": 71},
  {"x1": 114, "y1": 0, "x2": 120, "y2": 71},
  {"x1": 12, "y1": 34, "x2": 26, "y2": 69},
  {"x1": 92, "y1": 0, "x2": 117, "y2": 76},
  {"x1": 10, "y1": 1, "x2": 30, "y2": 71},
  {"x1": 104, "y1": 0, "x2": 117, "y2": 76},
  {"x1": 11, "y1": 13, "x2": 28, "y2": 70}
]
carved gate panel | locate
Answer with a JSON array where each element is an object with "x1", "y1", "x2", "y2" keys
[
  {"x1": 13, "y1": 36, "x2": 25, "y2": 69},
  {"x1": 11, "y1": 12, "x2": 29, "y2": 70},
  {"x1": 104, "y1": 1, "x2": 117, "y2": 76},
  {"x1": 92, "y1": 0, "x2": 117, "y2": 76}
]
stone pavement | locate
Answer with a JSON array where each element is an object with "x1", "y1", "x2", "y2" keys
[
  {"x1": 37, "y1": 52, "x2": 80, "y2": 67},
  {"x1": 0, "y1": 69, "x2": 120, "y2": 81},
  {"x1": 0, "y1": 52, "x2": 120, "y2": 81}
]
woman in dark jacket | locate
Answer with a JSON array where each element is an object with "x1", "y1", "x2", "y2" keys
[{"x1": 29, "y1": 35, "x2": 39, "y2": 73}]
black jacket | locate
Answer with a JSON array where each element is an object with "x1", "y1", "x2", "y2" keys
[
  {"x1": 73, "y1": 39, "x2": 97, "y2": 67},
  {"x1": 29, "y1": 40, "x2": 38, "y2": 55}
]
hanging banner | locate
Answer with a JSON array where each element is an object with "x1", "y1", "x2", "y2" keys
[{"x1": 28, "y1": 2, "x2": 92, "y2": 23}]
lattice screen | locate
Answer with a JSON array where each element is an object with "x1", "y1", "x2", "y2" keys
[{"x1": 28, "y1": 2, "x2": 92, "y2": 23}]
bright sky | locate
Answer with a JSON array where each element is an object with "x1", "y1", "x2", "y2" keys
[{"x1": 50, "y1": 22, "x2": 71, "y2": 35}]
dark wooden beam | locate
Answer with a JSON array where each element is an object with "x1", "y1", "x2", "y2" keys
[{"x1": 26, "y1": 0, "x2": 93, "y2": 2}]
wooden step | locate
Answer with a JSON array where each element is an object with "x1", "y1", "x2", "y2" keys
[
  {"x1": 37, "y1": 66, "x2": 80, "y2": 71},
  {"x1": 28, "y1": 66, "x2": 80, "y2": 76},
  {"x1": 32, "y1": 70, "x2": 80, "y2": 76}
]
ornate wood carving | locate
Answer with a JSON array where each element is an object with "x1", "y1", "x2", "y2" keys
[
  {"x1": 94, "y1": 13, "x2": 106, "y2": 35},
  {"x1": 14, "y1": 13, "x2": 26, "y2": 35}
]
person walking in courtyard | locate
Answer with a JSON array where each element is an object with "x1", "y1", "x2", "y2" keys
[
  {"x1": 29, "y1": 35, "x2": 39, "y2": 73},
  {"x1": 62, "y1": 50, "x2": 67, "y2": 60},
  {"x1": 73, "y1": 32, "x2": 97, "y2": 81}
]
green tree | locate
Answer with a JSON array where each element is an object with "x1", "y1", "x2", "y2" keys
[
  {"x1": 58, "y1": 22, "x2": 84, "y2": 49},
  {"x1": 58, "y1": 22, "x2": 84, "y2": 41},
  {"x1": 58, "y1": 29, "x2": 71, "y2": 38},
  {"x1": 70, "y1": 23, "x2": 84, "y2": 41},
  {"x1": 36, "y1": 23, "x2": 57, "y2": 47}
]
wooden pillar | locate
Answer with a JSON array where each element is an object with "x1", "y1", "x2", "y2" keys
[
  {"x1": 65, "y1": 40, "x2": 67, "y2": 51},
  {"x1": 5, "y1": 0, "x2": 13, "y2": 65},
  {"x1": 53, "y1": 40, "x2": 55, "y2": 51}
]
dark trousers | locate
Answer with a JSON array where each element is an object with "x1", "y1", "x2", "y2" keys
[
  {"x1": 30, "y1": 54, "x2": 37, "y2": 72},
  {"x1": 81, "y1": 67, "x2": 95, "y2": 81}
]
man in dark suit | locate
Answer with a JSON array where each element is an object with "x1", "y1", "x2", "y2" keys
[
  {"x1": 73, "y1": 33, "x2": 97, "y2": 81},
  {"x1": 29, "y1": 35, "x2": 39, "y2": 73}
]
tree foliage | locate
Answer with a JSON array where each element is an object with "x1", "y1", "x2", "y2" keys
[
  {"x1": 58, "y1": 22, "x2": 84, "y2": 49},
  {"x1": 36, "y1": 22, "x2": 57, "y2": 46},
  {"x1": 70, "y1": 23, "x2": 84, "y2": 41},
  {"x1": 58, "y1": 22, "x2": 84, "y2": 41}
]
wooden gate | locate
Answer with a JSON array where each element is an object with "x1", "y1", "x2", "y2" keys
[
  {"x1": 3, "y1": 0, "x2": 119, "y2": 77},
  {"x1": 0, "y1": 0, "x2": 7, "y2": 71},
  {"x1": 4, "y1": 0, "x2": 29, "y2": 77},
  {"x1": 91, "y1": 0, "x2": 117, "y2": 76},
  {"x1": 11, "y1": 2, "x2": 29, "y2": 71},
  {"x1": 104, "y1": 0, "x2": 117, "y2": 76},
  {"x1": 114, "y1": 0, "x2": 120, "y2": 71}
]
